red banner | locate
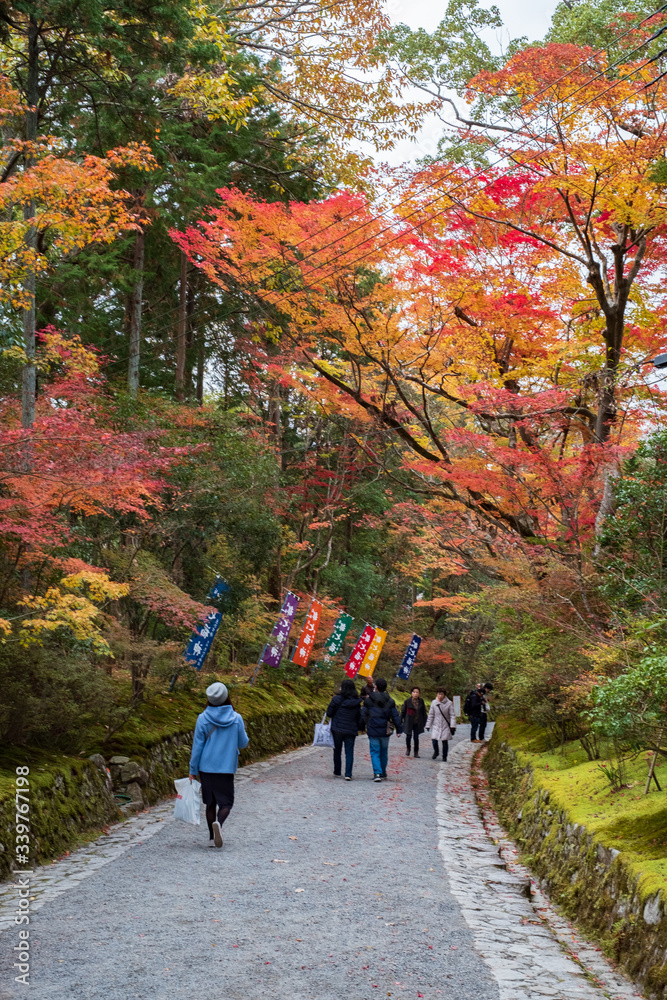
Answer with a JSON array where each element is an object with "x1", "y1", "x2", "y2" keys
[
  {"x1": 291, "y1": 599, "x2": 323, "y2": 667},
  {"x1": 344, "y1": 623, "x2": 376, "y2": 678}
]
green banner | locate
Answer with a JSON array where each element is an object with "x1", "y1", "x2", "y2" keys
[{"x1": 323, "y1": 612, "x2": 353, "y2": 658}]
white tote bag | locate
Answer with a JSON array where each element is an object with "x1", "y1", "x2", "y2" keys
[
  {"x1": 173, "y1": 776, "x2": 202, "y2": 825},
  {"x1": 312, "y1": 711, "x2": 335, "y2": 748}
]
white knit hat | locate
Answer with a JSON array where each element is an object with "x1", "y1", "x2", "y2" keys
[{"x1": 206, "y1": 682, "x2": 228, "y2": 706}]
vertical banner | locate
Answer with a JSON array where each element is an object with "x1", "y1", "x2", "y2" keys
[
  {"x1": 344, "y1": 624, "x2": 376, "y2": 679},
  {"x1": 323, "y1": 612, "x2": 353, "y2": 659},
  {"x1": 291, "y1": 599, "x2": 323, "y2": 667},
  {"x1": 397, "y1": 634, "x2": 422, "y2": 680},
  {"x1": 208, "y1": 576, "x2": 230, "y2": 600},
  {"x1": 183, "y1": 610, "x2": 223, "y2": 670},
  {"x1": 260, "y1": 592, "x2": 300, "y2": 667},
  {"x1": 358, "y1": 627, "x2": 387, "y2": 678}
]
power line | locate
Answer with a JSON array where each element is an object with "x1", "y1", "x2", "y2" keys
[{"x1": 188, "y1": 45, "x2": 667, "y2": 335}]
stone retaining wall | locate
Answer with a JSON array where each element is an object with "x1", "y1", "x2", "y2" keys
[
  {"x1": 0, "y1": 705, "x2": 324, "y2": 881},
  {"x1": 484, "y1": 734, "x2": 667, "y2": 998},
  {"x1": 0, "y1": 758, "x2": 119, "y2": 881}
]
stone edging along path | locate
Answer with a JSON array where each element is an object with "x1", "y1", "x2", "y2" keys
[
  {"x1": 439, "y1": 739, "x2": 643, "y2": 1000},
  {"x1": 0, "y1": 744, "x2": 318, "y2": 936}
]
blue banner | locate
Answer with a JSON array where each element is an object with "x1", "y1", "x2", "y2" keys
[
  {"x1": 397, "y1": 634, "x2": 422, "y2": 680},
  {"x1": 183, "y1": 611, "x2": 222, "y2": 670},
  {"x1": 208, "y1": 577, "x2": 230, "y2": 600}
]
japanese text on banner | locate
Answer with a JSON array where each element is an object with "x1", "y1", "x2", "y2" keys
[
  {"x1": 291, "y1": 599, "x2": 323, "y2": 667},
  {"x1": 261, "y1": 592, "x2": 300, "y2": 667},
  {"x1": 358, "y1": 627, "x2": 387, "y2": 678},
  {"x1": 183, "y1": 611, "x2": 222, "y2": 671},
  {"x1": 344, "y1": 624, "x2": 376, "y2": 679},
  {"x1": 322, "y1": 612, "x2": 353, "y2": 659},
  {"x1": 397, "y1": 634, "x2": 422, "y2": 680}
]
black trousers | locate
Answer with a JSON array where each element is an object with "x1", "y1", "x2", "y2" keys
[
  {"x1": 199, "y1": 771, "x2": 235, "y2": 810},
  {"x1": 405, "y1": 732, "x2": 420, "y2": 754},
  {"x1": 432, "y1": 739, "x2": 449, "y2": 760}
]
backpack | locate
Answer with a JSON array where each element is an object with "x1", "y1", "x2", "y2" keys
[{"x1": 463, "y1": 690, "x2": 475, "y2": 717}]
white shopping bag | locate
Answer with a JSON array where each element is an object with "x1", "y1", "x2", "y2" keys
[
  {"x1": 173, "y1": 776, "x2": 201, "y2": 825},
  {"x1": 312, "y1": 711, "x2": 335, "y2": 748}
]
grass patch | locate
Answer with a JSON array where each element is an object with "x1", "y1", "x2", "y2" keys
[{"x1": 495, "y1": 716, "x2": 667, "y2": 903}]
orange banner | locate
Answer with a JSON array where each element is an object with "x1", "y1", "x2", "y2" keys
[
  {"x1": 291, "y1": 600, "x2": 323, "y2": 667},
  {"x1": 358, "y1": 627, "x2": 387, "y2": 678}
]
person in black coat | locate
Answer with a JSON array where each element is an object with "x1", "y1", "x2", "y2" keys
[
  {"x1": 361, "y1": 677, "x2": 403, "y2": 781},
  {"x1": 400, "y1": 686, "x2": 427, "y2": 757},
  {"x1": 326, "y1": 677, "x2": 363, "y2": 780}
]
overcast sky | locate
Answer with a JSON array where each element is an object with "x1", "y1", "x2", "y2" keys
[
  {"x1": 387, "y1": 0, "x2": 558, "y2": 41},
  {"x1": 378, "y1": 0, "x2": 560, "y2": 165}
]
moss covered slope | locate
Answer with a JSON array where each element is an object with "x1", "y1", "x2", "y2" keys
[
  {"x1": 485, "y1": 718, "x2": 667, "y2": 995},
  {"x1": 494, "y1": 717, "x2": 667, "y2": 903}
]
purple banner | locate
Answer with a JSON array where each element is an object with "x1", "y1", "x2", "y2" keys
[{"x1": 260, "y1": 592, "x2": 300, "y2": 667}]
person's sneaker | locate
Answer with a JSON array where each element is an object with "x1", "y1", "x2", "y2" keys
[
  {"x1": 344, "y1": 776, "x2": 352, "y2": 781},
  {"x1": 432, "y1": 752, "x2": 439, "y2": 759},
  {"x1": 373, "y1": 774, "x2": 382, "y2": 782},
  {"x1": 212, "y1": 821, "x2": 223, "y2": 848},
  {"x1": 414, "y1": 753, "x2": 420, "y2": 758},
  {"x1": 208, "y1": 839, "x2": 216, "y2": 848},
  {"x1": 405, "y1": 748, "x2": 410, "y2": 756},
  {"x1": 381, "y1": 772, "x2": 387, "y2": 779},
  {"x1": 333, "y1": 772, "x2": 341, "y2": 777}
]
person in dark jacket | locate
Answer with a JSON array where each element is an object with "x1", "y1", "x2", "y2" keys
[
  {"x1": 326, "y1": 678, "x2": 362, "y2": 780},
  {"x1": 466, "y1": 684, "x2": 485, "y2": 743},
  {"x1": 361, "y1": 677, "x2": 402, "y2": 781},
  {"x1": 478, "y1": 682, "x2": 493, "y2": 742},
  {"x1": 401, "y1": 687, "x2": 427, "y2": 757},
  {"x1": 360, "y1": 680, "x2": 376, "y2": 699}
]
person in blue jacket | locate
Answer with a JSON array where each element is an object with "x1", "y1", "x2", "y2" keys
[
  {"x1": 189, "y1": 682, "x2": 249, "y2": 849},
  {"x1": 361, "y1": 677, "x2": 402, "y2": 781}
]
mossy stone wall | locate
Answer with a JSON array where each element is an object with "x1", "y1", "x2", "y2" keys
[
  {"x1": 135, "y1": 706, "x2": 325, "y2": 804},
  {"x1": 484, "y1": 733, "x2": 667, "y2": 998},
  {"x1": 0, "y1": 757, "x2": 119, "y2": 881}
]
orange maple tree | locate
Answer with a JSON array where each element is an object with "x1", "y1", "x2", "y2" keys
[{"x1": 173, "y1": 40, "x2": 667, "y2": 585}]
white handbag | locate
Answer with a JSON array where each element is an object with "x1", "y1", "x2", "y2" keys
[{"x1": 312, "y1": 711, "x2": 335, "y2": 748}]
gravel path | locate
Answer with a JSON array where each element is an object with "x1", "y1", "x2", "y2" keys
[{"x1": 0, "y1": 728, "x2": 643, "y2": 1000}]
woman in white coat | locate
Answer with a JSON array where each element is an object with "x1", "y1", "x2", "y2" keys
[{"x1": 426, "y1": 688, "x2": 457, "y2": 761}]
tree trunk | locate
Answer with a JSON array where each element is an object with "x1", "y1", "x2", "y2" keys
[
  {"x1": 594, "y1": 317, "x2": 623, "y2": 443},
  {"x1": 22, "y1": 258, "x2": 36, "y2": 428},
  {"x1": 128, "y1": 227, "x2": 145, "y2": 398},
  {"x1": 269, "y1": 385, "x2": 281, "y2": 451},
  {"x1": 175, "y1": 251, "x2": 187, "y2": 400},
  {"x1": 196, "y1": 330, "x2": 205, "y2": 405},
  {"x1": 21, "y1": 16, "x2": 39, "y2": 428},
  {"x1": 267, "y1": 550, "x2": 282, "y2": 605}
]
